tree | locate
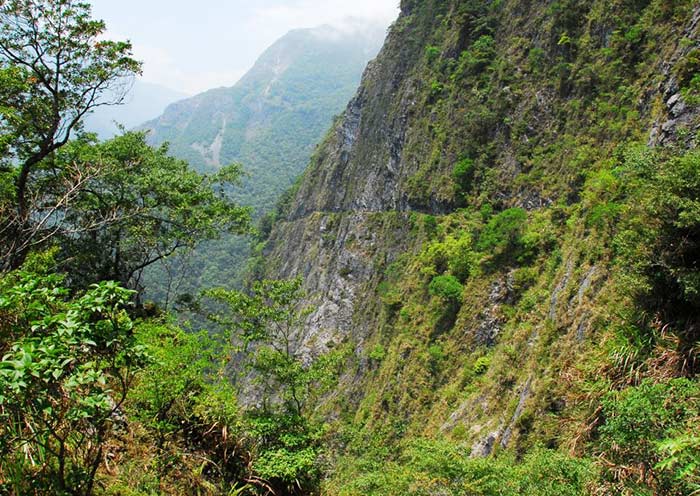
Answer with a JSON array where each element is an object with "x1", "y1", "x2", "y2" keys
[
  {"x1": 0, "y1": 263, "x2": 150, "y2": 495},
  {"x1": 205, "y1": 278, "x2": 313, "y2": 416},
  {"x1": 52, "y1": 132, "x2": 251, "y2": 291},
  {"x1": 205, "y1": 279, "x2": 347, "y2": 494},
  {"x1": 0, "y1": 0, "x2": 142, "y2": 269}
]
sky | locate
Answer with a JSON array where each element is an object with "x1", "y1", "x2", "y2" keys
[{"x1": 90, "y1": 0, "x2": 400, "y2": 95}]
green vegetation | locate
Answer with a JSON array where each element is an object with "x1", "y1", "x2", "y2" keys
[
  {"x1": 429, "y1": 274, "x2": 463, "y2": 303},
  {"x1": 331, "y1": 440, "x2": 596, "y2": 496},
  {"x1": 1, "y1": 0, "x2": 700, "y2": 495},
  {"x1": 0, "y1": 260, "x2": 342, "y2": 494},
  {"x1": 452, "y1": 157, "x2": 475, "y2": 194},
  {"x1": 57, "y1": 132, "x2": 251, "y2": 289},
  {"x1": 0, "y1": 262, "x2": 148, "y2": 495},
  {"x1": 477, "y1": 208, "x2": 528, "y2": 259},
  {"x1": 260, "y1": 0, "x2": 700, "y2": 494},
  {"x1": 599, "y1": 379, "x2": 700, "y2": 495}
]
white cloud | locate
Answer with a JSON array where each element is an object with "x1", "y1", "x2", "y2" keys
[
  {"x1": 136, "y1": 42, "x2": 244, "y2": 94},
  {"x1": 251, "y1": 0, "x2": 398, "y2": 34},
  {"x1": 90, "y1": 0, "x2": 400, "y2": 94}
]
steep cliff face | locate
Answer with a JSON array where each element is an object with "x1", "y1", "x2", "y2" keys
[{"x1": 262, "y1": 0, "x2": 699, "y2": 491}]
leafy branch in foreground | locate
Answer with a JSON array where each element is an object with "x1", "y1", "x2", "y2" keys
[{"x1": 0, "y1": 264, "x2": 149, "y2": 495}]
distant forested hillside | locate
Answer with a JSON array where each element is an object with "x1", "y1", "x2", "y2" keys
[{"x1": 140, "y1": 23, "x2": 386, "y2": 301}]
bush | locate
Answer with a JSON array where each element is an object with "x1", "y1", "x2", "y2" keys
[
  {"x1": 445, "y1": 231, "x2": 478, "y2": 281},
  {"x1": 599, "y1": 378, "x2": 700, "y2": 494},
  {"x1": 335, "y1": 439, "x2": 595, "y2": 496},
  {"x1": 454, "y1": 35, "x2": 496, "y2": 78},
  {"x1": 0, "y1": 270, "x2": 149, "y2": 495},
  {"x1": 425, "y1": 45, "x2": 441, "y2": 63},
  {"x1": 614, "y1": 147, "x2": 700, "y2": 341},
  {"x1": 528, "y1": 47, "x2": 547, "y2": 72},
  {"x1": 477, "y1": 208, "x2": 528, "y2": 256},
  {"x1": 428, "y1": 80, "x2": 444, "y2": 102},
  {"x1": 452, "y1": 157, "x2": 475, "y2": 192},
  {"x1": 473, "y1": 356, "x2": 491, "y2": 375},
  {"x1": 423, "y1": 215, "x2": 438, "y2": 237},
  {"x1": 369, "y1": 345, "x2": 387, "y2": 362},
  {"x1": 429, "y1": 275, "x2": 464, "y2": 303}
]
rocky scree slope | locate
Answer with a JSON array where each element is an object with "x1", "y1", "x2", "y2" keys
[{"x1": 259, "y1": 0, "x2": 700, "y2": 492}]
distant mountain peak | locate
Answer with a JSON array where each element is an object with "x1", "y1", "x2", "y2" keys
[
  {"x1": 140, "y1": 22, "x2": 386, "y2": 211},
  {"x1": 84, "y1": 80, "x2": 188, "y2": 139}
]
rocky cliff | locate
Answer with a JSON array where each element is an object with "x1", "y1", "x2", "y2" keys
[{"x1": 260, "y1": 0, "x2": 700, "y2": 492}]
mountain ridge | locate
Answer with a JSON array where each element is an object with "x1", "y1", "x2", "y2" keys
[{"x1": 84, "y1": 80, "x2": 188, "y2": 139}]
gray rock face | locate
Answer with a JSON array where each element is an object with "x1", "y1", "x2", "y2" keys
[
  {"x1": 262, "y1": 11, "x2": 436, "y2": 360},
  {"x1": 471, "y1": 429, "x2": 501, "y2": 457},
  {"x1": 288, "y1": 55, "x2": 424, "y2": 219},
  {"x1": 265, "y1": 211, "x2": 412, "y2": 359},
  {"x1": 648, "y1": 4, "x2": 700, "y2": 146},
  {"x1": 500, "y1": 376, "x2": 533, "y2": 448},
  {"x1": 472, "y1": 277, "x2": 512, "y2": 347}
]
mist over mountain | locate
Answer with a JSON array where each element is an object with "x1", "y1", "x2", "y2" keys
[{"x1": 83, "y1": 80, "x2": 188, "y2": 139}]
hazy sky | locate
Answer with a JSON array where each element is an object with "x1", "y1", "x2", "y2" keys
[{"x1": 90, "y1": 0, "x2": 400, "y2": 95}]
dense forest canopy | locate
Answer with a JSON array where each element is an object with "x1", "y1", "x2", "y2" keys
[{"x1": 0, "y1": 0, "x2": 699, "y2": 495}]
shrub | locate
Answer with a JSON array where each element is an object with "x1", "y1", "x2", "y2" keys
[
  {"x1": 599, "y1": 378, "x2": 700, "y2": 494},
  {"x1": 335, "y1": 439, "x2": 595, "y2": 496},
  {"x1": 477, "y1": 208, "x2": 528, "y2": 256},
  {"x1": 0, "y1": 270, "x2": 149, "y2": 495},
  {"x1": 682, "y1": 73, "x2": 700, "y2": 105},
  {"x1": 676, "y1": 48, "x2": 700, "y2": 88},
  {"x1": 452, "y1": 157, "x2": 475, "y2": 193},
  {"x1": 614, "y1": 147, "x2": 700, "y2": 339},
  {"x1": 528, "y1": 47, "x2": 547, "y2": 72},
  {"x1": 428, "y1": 80, "x2": 444, "y2": 102},
  {"x1": 429, "y1": 275, "x2": 464, "y2": 303},
  {"x1": 423, "y1": 215, "x2": 438, "y2": 237},
  {"x1": 455, "y1": 35, "x2": 496, "y2": 77},
  {"x1": 425, "y1": 45, "x2": 441, "y2": 63},
  {"x1": 442, "y1": 231, "x2": 477, "y2": 281},
  {"x1": 473, "y1": 356, "x2": 491, "y2": 375},
  {"x1": 369, "y1": 345, "x2": 387, "y2": 362}
]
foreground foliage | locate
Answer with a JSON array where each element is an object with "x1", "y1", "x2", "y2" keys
[
  {"x1": 0, "y1": 259, "x2": 148, "y2": 495},
  {"x1": 0, "y1": 0, "x2": 141, "y2": 270}
]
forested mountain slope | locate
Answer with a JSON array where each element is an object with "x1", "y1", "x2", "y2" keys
[
  {"x1": 257, "y1": 0, "x2": 700, "y2": 492},
  {"x1": 141, "y1": 23, "x2": 385, "y2": 212},
  {"x1": 139, "y1": 23, "x2": 386, "y2": 299}
]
